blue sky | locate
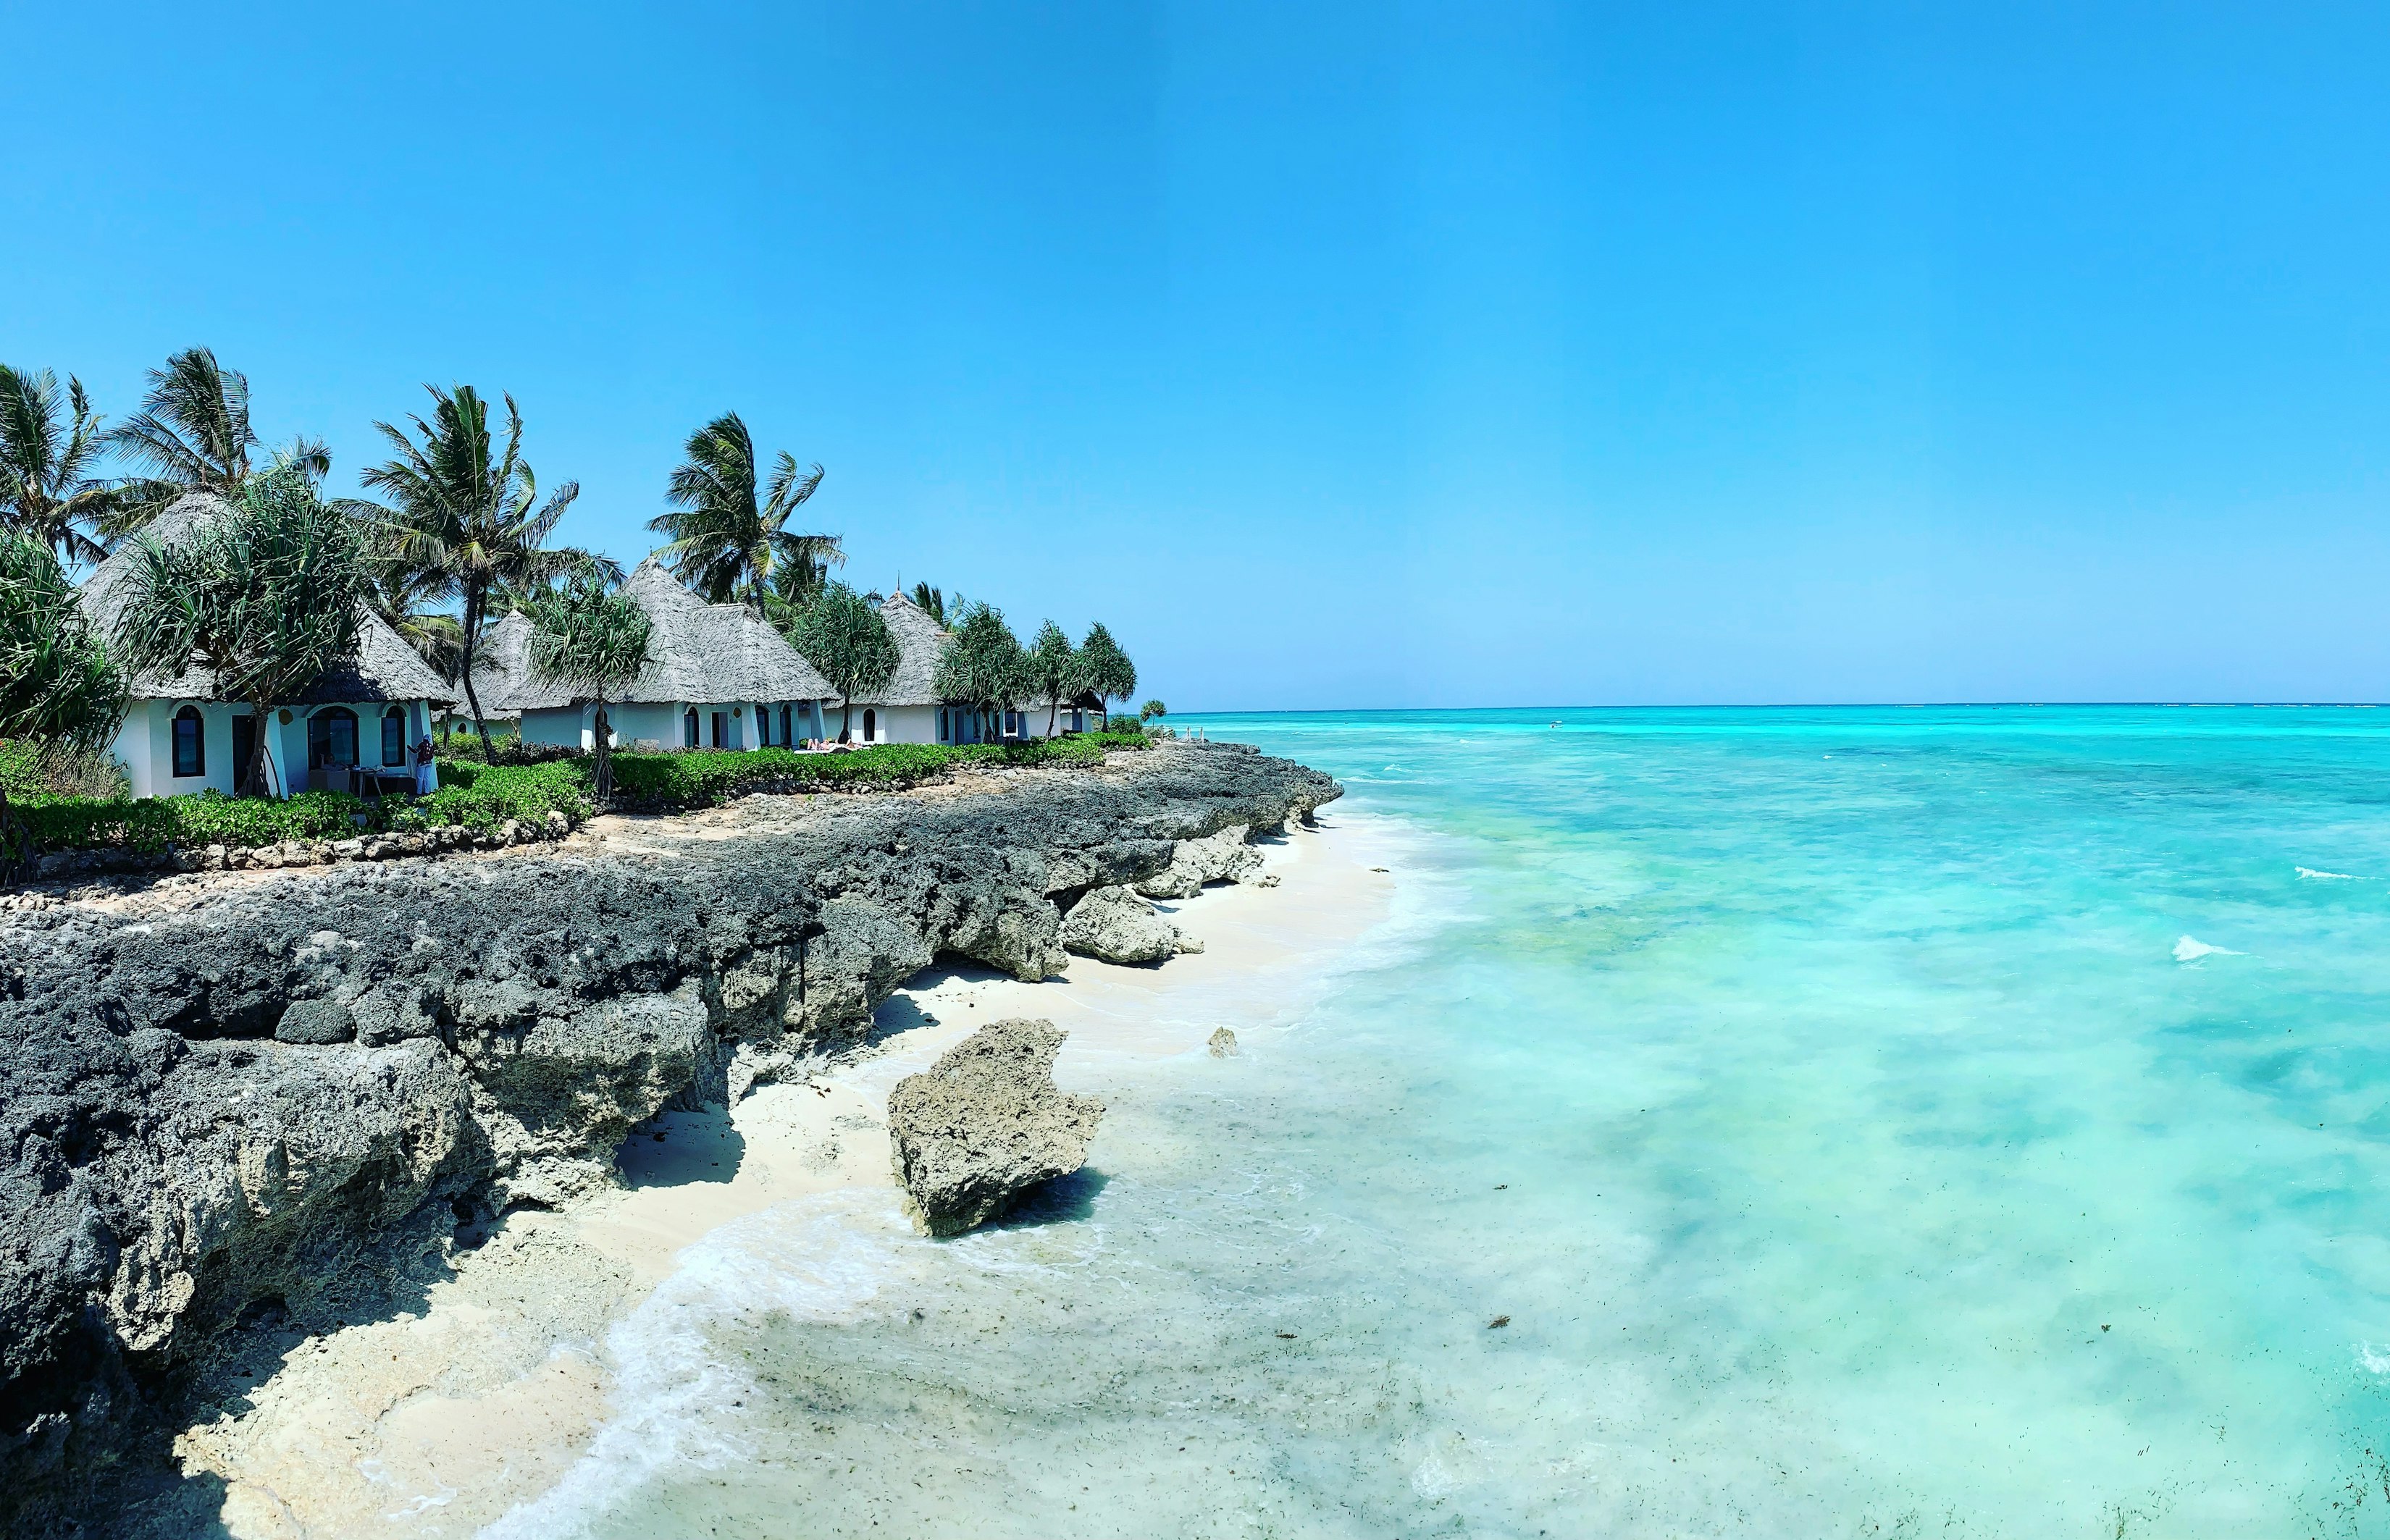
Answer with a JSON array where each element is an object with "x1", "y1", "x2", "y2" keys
[{"x1": 9, "y1": 2, "x2": 2390, "y2": 707}]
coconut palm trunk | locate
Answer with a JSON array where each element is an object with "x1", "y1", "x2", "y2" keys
[{"x1": 458, "y1": 582, "x2": 495, "y2": 757}]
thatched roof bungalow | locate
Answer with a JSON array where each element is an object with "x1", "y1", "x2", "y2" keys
[
  {"x1": 80, "y1": 493, "x2": 458, "y2": 799},
  {"x1": 839, "y1": 589, "x2": 1094, "y2": 745},
  {"x1": 479, "y1": 557, "x2": 835, "y2": 751}
]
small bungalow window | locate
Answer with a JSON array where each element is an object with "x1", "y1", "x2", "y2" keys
[
  {"x1": 684, "y1": 708, "x2": 700, "y2": 749},
  {"x1": 382, "y1": 707, "x2": 407, "y2": 766},
  {"x1": 309, "y1": 707, "x2": 358, "y2": 768},
  {"x1": 939, "y1": 707, "x2": 949, "y2": 743},
  {"x1": 863, "y1": 708, "x2": 876, "y2": 741},
  {"x1": 779, "y1": 704, "x2": 792, "y2": 745},
  {"x1": 172, "y1": 706, "x2": 206, "y2": 778}
]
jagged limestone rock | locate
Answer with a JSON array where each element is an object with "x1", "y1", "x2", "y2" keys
[
  {"x1": 1209, "y1": 1027, "x2": 1238, "y2": 1057},
  {"x1": 887, "y1": 1019, "x2": 1104, "y2": 1238},
  {"x1": 1059, "y1": 885, "x2": 1203, "y2": 965},
  {"x1": 1133, "y1": 824, "x2": 1264, "y2": 899}
]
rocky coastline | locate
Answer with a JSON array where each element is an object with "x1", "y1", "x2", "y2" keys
[{"x1": 0, "y1": 740, "x2": 1338, "y2": 1539}]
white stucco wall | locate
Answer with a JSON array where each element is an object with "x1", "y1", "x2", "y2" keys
[
  {"x1": 524, "y1": 700, "x2": 828, "y2": 753},
  {"x1": 113, "y1": 698, "x2": 433, "y2": 799}
]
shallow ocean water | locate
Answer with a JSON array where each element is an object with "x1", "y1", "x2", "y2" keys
[{"x1": 502, "y1": 707, "x2": 2390, "y2": 1538}]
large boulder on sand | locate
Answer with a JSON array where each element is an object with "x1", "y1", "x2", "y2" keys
[
  {"x1": 888, "y1": 1019, "x2": 1104, "y2": 1237},
  {"x1": 1059, "y1": 885, "x2": 1204, "y2": 965},
  {"x1": 1133, "y1": 825, "x2": 1264, "y2": 899}
]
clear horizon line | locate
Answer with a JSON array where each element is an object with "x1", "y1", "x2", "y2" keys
[{"x1": 1170, "y1": 701, "x2": 2390, "y2": 715}]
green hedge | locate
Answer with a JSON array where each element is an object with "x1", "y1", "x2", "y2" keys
[
  {"x1": 14, "y1": 762, "x2": 594, "y2": 854},
  {"x1": 7, "y1": 732, "x2": 1145, "y2": 855},
  {"x1": 14, "y1": 789, "x2": 372, "y2": 854},
  {"x1": 605, "y1": 732, "x2": 1146, "y2": 808},
  {"x1": 396, "y1": 761, "x2": 592, "y2": 833}
]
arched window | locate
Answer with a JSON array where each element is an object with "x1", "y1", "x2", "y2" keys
[
  {"x1": 172, "y1": 706, "x2": 206, "y2": 778},
  {"x1": 308, "y1": 707, "x2": 358, "y2": 768},
  {"x1": 382, "y1": 706, "x2": 408, "y2": 766},
  {"x1": 863, "y1": 708, "x2": 876, "y2": 742},
  {"x1": 684, "y1": 707, "x2": 700, "y2": 748}
]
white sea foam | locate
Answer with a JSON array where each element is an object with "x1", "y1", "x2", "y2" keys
[
  {"x1": 2297, "y1": 867, "x2": 2361, "y2": 880},
  {"x1": 476, "y1": 1190, "x2": 921, "y2": 1539},
  {"x1": 2173, "y1": 935, "x2": 2244, "y2": 963},
  {"x1": 2359, "y1": 1342, "x2": 2390, "y2": 1376}
]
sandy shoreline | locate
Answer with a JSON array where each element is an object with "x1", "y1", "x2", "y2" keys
[{"x1": 173, "y1": 806, "x2": 1394, "y2": 1539}]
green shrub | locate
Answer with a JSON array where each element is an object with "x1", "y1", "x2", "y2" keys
[
  {"x1": 10, "y1": 730, "x2": 1147, "y2": 854},
  {"x1": 0, "y1": 738, "x2": 130, "y2": 799},
  {"x1": 14, "y1": 788, "x2": 371, "y2": 854},
  {"x1": 605, "y1": 733, "x2": 1148, "y2": 809},
  {"x1": 393, "y1": 760, "x2": 591, "y2": 833}
]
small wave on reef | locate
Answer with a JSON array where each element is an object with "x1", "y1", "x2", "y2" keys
[
  {"x1": 2297, "y1": 867, "x2": 2361, "y2": 880},
  {"x1": 477, "y1": 1191, "x2": 922, "y2": 1540},
  {"x1": 2173, "y1": 935, "x2": 2244, "y2": 963}
]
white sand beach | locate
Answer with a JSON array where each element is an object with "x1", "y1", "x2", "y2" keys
[{"x1": 172, "y1": 807, "x2": 1393, "y2": 1539}]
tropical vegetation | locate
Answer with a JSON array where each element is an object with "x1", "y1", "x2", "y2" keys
[
  {"x1": 1079, "y1": 622, "x2": 1137, "y2": 721},
  {"x1": 103, "y1": 347, "x2": 328, "y2": 534},
  {"x1": 649, "y1": 411, "x2": 840, "y2": 614},
  {"x1": 788, "y1": 581, "x2": 897, "y2": 740},
  {"x1": 109, "y1": 464, "x2": 369, "y2": 796},
  {"x1": 0, "y1": 366, "x2": 117, "y2": 565},
  {"x1": 0, "y1": 352, "x2": 1157, "y2": 869},
  {"x1": 0, "y1": 532, "x2": 125, "y2": 748},
  {"x1": 1026, "y1": 619, "x2": 1083, "y2": 736},
  {"x1": 933, "y1": 603, "x2": 1029, "y2": 733},
  {"x1": 910, "y1": 582, "x2": 965, "y2": 627},
  {"x1": 523, "y1": 572, "x2": 653, "y2": 803},
  {"x1": 356, "y1": 384, "x2": 607, "y2": 753}
]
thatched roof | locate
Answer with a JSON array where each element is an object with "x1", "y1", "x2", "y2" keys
[
  {"x1": 462, "y1": 609, "x2": 531, "y2": 722},
  {"x1": 487, "y1": 557, "x2": 834, "y2": 711},
  {"x1": 79, "y1": 492, "x2": 460, "y2": 706},
  {"x1": 856, "y1": 588, "x2": 953, "y2": 707}
]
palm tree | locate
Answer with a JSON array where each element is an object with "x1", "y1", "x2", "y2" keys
[
  {"x1": 0, "y1": 366, "x2": 116, "y2": 567},
  {"x1": 524, "y1": 572, "x2": 651, "y2": 804},
  {"x1": 101, "y1": 347, "x2": 329, "y2": 534},
  {"x1": 910, "y1": 582, "x2": 968, "y2": 628},
  {"x1": 648, "y1": 412, "x2": 842, "y2": 606},
  {"x1": 365, "y1": 558, "x2": 467, "y2": 682},
  {"x1": 356, "y1": 384, "x2": 608, "y2": 755}
]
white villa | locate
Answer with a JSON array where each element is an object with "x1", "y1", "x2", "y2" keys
[
  {"x1": 476, "y1": 556, "x2": 835, "y2": 751},
  {"x1": 81, "y1": 494, "x2": 461, "y2": 799},
  {"x1": 852, "y1": 589, "x2": 1096, "y2": 745}
]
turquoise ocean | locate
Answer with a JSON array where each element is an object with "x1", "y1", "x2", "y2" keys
[{"x1": 516, "y1": 706, "x2": 2390, "y2": 1538}]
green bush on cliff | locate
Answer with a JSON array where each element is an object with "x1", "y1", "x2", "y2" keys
[
  {"x1": 14, "y1": 762, "x2": 592, "y2": 854},
  {"x1": 14, "y1": 789, "x2": 371, "y2": 854},
  {"x1": 605, "y1": 732, "x2": 1149, "y2": 809},
  {"x1": 394, "y1": 760, "x2": 592, "y2": 833},
  {"x1": 9, "y1": 731, "x2": 1145, "y2": 854}
]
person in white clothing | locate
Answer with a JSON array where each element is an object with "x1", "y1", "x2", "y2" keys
[{"x1": 413, "y1": 735, "x2": 438, "y2": 796}]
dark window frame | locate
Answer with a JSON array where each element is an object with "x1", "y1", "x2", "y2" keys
[
  {"x1": 309, "y1": 707, "x2": 361, "y2": 770},
  {"x1": 172, "y1": 706, "x2": 206, "y2": 778}
]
